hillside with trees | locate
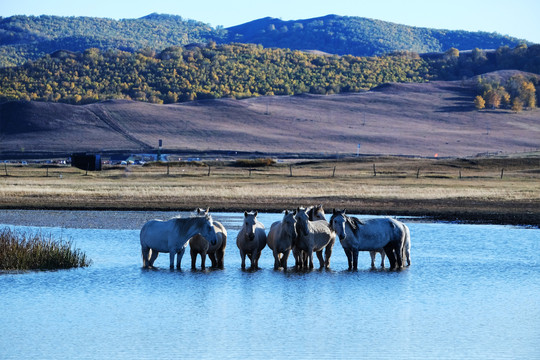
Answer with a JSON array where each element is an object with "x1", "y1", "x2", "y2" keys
[
  {"x1": 0, "y1": 43, "x2": 432, "y2": 103},
  {"x1": 0, "y1": 14, "x2": 223, "y2": 67},
  {"x1": 0, "y1": 13, "x2": 530, "y2": 67},
  {"x1": 1, "y1": 42, "x2": 538, "y2": 106}
]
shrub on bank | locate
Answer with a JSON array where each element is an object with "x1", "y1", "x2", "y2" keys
[
  {"x1": 0, "y1": 227, "x2": 91, "y2": 270},
  {"x1": 234, "y1": 158, "x2": 276, "y2": 167}
]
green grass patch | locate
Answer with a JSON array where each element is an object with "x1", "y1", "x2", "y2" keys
[{"x1": 0, "y1": 227, "x2": 91, "y2": 270}]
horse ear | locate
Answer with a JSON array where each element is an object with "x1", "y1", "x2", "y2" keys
[
  {"x1": 343, "y1": 209, "x2": 346, "y2": 214},
  {"x1": 244, "y1": 211, "x2": 248, "y2": 218},
  {"x1": 333, "y1": 208, "x2": 336, "y2": 215},
  {"x1": 205, "y1": 207, "x2": 209, "y2": 214},
  {"x1": 285, "y1": 210, "x2": 289, "y2": 215},
  {"x1": 254, "y1": 211, "x2": 258, "y2": 217}
]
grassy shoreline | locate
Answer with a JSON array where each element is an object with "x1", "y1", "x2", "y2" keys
[{"x1": 1, "y1": 156, "x2": 538, "y2": 226}]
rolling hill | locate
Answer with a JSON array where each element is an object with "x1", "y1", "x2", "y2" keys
[{"x1": 1, "y1": 71, "x2": 539, "y2": 159}]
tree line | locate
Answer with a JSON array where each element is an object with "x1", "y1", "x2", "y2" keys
[
  {"x1": 0, "y1": 43, "x2": 431, "y2": 104},
  {"x1": 0, "y1": 43, "x2": 538, "y2": 107},
  {"x1": 474, "y1": 74, "x2": 537, "y2": 112}
]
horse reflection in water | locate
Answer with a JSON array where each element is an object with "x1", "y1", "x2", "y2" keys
[
  {"x1": 329, "y1": 209, "x2": 411, "y2": 270},
  {"x1": 236, "y1": 211, "x2": 267, "y2": 270},
  {"x1": 140, "y1": 213, "x2": 217, "y2": 269}
]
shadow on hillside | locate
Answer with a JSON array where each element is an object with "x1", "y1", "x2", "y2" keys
[{"x1": 435, "y1": 104, "x2": 474, "y2": 113}]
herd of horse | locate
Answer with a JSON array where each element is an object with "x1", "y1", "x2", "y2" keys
[{"x1": 140, "y1": 205, "x2": 411, "y2": 271}]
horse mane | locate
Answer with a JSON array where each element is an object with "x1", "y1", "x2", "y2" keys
[
  {"x1": 346, "y1": 215, "x2": 365, "y2": 233},
  {"x1": 174, "y1": 213, "x2": 213, "y2": 236},
  {"x1": 329, "y1": 210, "x2": 364, "y2": 233}
]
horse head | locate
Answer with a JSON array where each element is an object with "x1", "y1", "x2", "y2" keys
[
  {"x1": 330, "y1": 209, "x2": 347, "y2": 241},
  {"x1": 243, "y1": 211, "x2": 259, "y2": 241},
  {"x1": 294, "y1": 207, "x2": 310, "y2": 237},
  {"x1": 200, "y1": 214, "x2": 218, "y2": 245},
  {"x1": 283, "y1": 210, "x2": 298, "y2": 239},
  {"x1": 195, "y1": 207, "x2": 209, "y2": 216},
  {"x1": 308, "y1": 204, "x2": 326, "y2": 221}
]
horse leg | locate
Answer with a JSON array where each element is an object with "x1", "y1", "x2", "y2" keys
[
  {"x1": 383, "y1": 243, "x2": 396, "y2": 269},
  {"x1": 380, "y1": 250, "x2": 386, "y2": 268},
  {"x1": 208, "y1": 252, "x2": 218, "y2": 268},
  {"x1": 351, "y1": 250, "x2": 358, "y2": 270},
  {"x1": 307, "y1": 251, "x2": 314, "y2": 269},
  {"x1": 394, "y1": 243, "x2": 403, "y2": 268},
  {"x1": 141, "y1": 247, "x2": 150, "y2": 268},
  {"x1": 324, "y1": 244, "x2": 333, "y2": 268},
  {"x1": 201, "y1": 251, "x2": 207, "y2": 270},
  {"x1": 405, "y1": 246, "x2": 411, "y2": 266},
  {"x1": 177, "y1": 247, "x2": 185, "y2": 269},
  {"x1": 316, "y1": 250, "x2": 325, "y2": 269},
  {"x1": 252, "y1": 250, "x2": 260, "y2": 270},
  {"x1": 191, "y1": 249, "x2": 197, "y2": 269},
  {"x1": 240, "y1": 250, "x2": 246, "y2": 269},
  {"x1": 293, "y1": 248, "x2": 301, "y2": 269},
  {"x1": 217, "y1": 250, "x2": 225, "y2": 269},
  {"x1": 169, "y1": 252, "x2": 176, "y2": 269},
  {"x1": 148, "y1": 249, "x2": 159, "y2": 268},
  {"x1": 344, "y1": 248, "x2": 353, "y2": 270},
  {"x1": 369, "y1": 251, "x2": 376, "y2": 268},
  {"x1": 273, "y1": 250, "x2": 281, "y2": 270},
  {"x1": 282, "y1": 249, "x2": 291, "y2": 271}
]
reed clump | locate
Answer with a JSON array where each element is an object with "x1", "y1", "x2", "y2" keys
[{"x1": 0, "y1": 227, "x2": 91, "y2": 270}]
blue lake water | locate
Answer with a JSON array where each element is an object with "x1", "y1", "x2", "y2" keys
[{"x1": 0, "y1": 211, "x2": 539, "y2": 359}]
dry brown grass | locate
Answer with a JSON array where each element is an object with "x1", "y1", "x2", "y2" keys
[{"x1": 1, "y1": 155, "x2": 539, "y2": 225}]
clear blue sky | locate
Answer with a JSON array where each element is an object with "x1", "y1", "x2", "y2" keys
[{"x1": 1, "y1": 0, "x2": 539, "y2": 44}]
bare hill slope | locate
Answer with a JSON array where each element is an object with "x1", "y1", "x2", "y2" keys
[{"x1": 1, "y1": 75, "x2": 539, "y2": 158}]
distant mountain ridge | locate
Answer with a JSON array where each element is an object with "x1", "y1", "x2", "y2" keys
[
  {"x1": 225, "y1": 14, "x2": 528, "y2": 56},
  {"x1": 0, "y1": 13, "x2": 530, "y2": 67}
]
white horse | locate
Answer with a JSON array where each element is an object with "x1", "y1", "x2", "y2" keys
[
  {"x1": 140, "y1": 214, "x2": 217, "y2": 269},
  {"x1": 294, "y1": 207, "x2": 336, "y2": 269},
  {"x1": 189, "y1": 208, "x2": 227, "y2": 270},
  {"x1": 236, "y1": 211, "x2": 267, "y2": 270},
  {"x1": 266, "y1": 210, "x2": 297, "y2": 270},
  {"x1": 329, "y1": 209, "x2": 410, "y2": 270},
  {"x1": 309, "y1": 205, "x2": 385, "y2": 268},
  {"x1": 294, "y1": 204, "x2": 329, "y2": 267}
]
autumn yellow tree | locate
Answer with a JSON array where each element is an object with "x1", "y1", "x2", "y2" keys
[
  {"x1": 520, "y1": 81, "x2": 537, "y2": 108},
  {"x1": 511, "y1": 98, "x2": 523, "y2": 112},
  {"x1": 474, "y1": 95, "x2": 485, "y2": 110}
]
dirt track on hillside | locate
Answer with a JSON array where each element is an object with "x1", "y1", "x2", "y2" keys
[{"x1": 1, "y1": 74, "x2": 539, "y2": 159}]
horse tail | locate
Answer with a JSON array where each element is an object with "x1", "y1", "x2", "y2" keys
[
  {"x1": 402, "y1": 224, "x2": 411, "y2": 266},
  {"x1": 140, "y1": 222, "x2": 151, "y2": 267},
  {"x1": 140, "y1": 221, "x2": 150, "y2": 245}
]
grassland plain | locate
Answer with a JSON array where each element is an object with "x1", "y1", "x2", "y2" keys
[{"x1": 0, "y1": 155, "x2": 538, "y2": 226}]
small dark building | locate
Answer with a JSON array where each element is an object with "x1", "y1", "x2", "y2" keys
[{"x1": 71, "y1": 153, "x2": 102, "y2": 171}]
